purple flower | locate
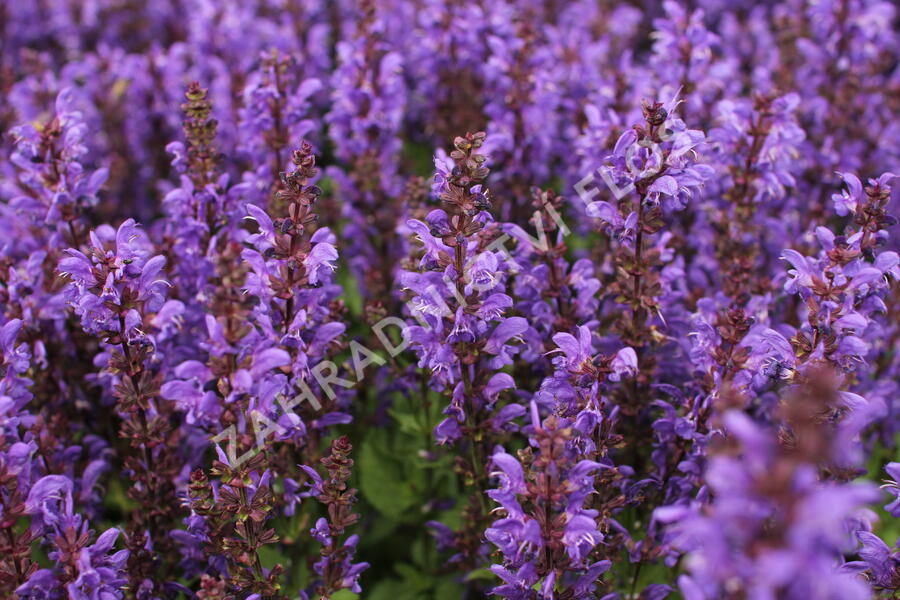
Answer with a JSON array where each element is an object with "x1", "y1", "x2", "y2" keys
[{"x1": 883, "y1": 463, "x2": 900, "y2": 517}]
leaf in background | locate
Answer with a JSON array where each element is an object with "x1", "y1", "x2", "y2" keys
[{"x1": 358, "y1": 428, "x2": 424, "y2": 520}]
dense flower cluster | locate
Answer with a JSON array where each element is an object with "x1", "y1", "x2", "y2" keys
[{"x1": 0, "y1": 1, "x2": 898, "y2": 599}]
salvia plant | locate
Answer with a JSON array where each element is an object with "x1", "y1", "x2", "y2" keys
[{"x1": 0, "y1": 1, "x2": 898, "y2": 599}]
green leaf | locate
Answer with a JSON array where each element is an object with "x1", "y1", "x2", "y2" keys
[
  {"x1": 257, "y1": 544, "x2": 288, "y2": 570},
  {"x1": 395, "y1": 563, "x2": 434, "y2": 593},
  {"x1": 358, "y1": 430, "x2": 421, "y2": 520},
  {"x1": 434, "y1": 577, "x2": 465, "y2": 600},
  {"x1": 103, "y1": 475, "x2": 136, "y2": 516},
  {"x1": 336, "y1": 266, "x2": 363, "y2": 318},
  {"x1": 402, "y1": 140, "x2": 437, "y2": 177},
  {"x1": 368, "y1": 579, "x2": 417, "y2": 600},
  {"x1": 464, "y1": 568, "x2": 496, "y2": 582},
  {"x1": 389, "y1": 407, "x2": 427, "y2": 436}
]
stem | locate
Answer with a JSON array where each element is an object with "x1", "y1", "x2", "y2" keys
[
  {"x1": 453, "y1": 242, "x2": 488, "y2": 514},
  {"x1": 238, "y1": 486, "x2": 266, "y2": 584},
  {"x1": 629, "y1": 560, "x2": 643, "y2": 599},
  {"x1": 67, "y1": 220, "x2": 81, "y2": 248},
  {"x1": 284, "y1": 267, "x2": 295, "y2": 331},
  {"x1": 4, "y1": 526, "x2": 23, "y2": 584},
  {"x1": 632, "y1": 194, "x2": 646, "y2": 334},
  {"x1": 116, "y1": 315, "x2": 167, "y2": 597},
  {"x1": 542, "y1": 452, "x2": 554, "y2": 584},
  {"x1": 118, "y1": 318, "x2": 155, "y2": 483}
]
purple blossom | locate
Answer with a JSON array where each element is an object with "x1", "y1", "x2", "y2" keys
[{"x1": 1, "y1": 3, "x2": 899, "y2": 599}]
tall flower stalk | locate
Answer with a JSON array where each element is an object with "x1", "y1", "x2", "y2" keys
[
  {"x1": 57, "y1": 220, "x2": 185, "y2": 596},
  {"x1": 403, "y1": 132, "x2": 528, "y2": 571},
  {"x1": 300, "y1": 436, "x2": 368, "y2": 599},
  {"x1": 0, "y1": 3, "x2": 899, "y2": 599}
]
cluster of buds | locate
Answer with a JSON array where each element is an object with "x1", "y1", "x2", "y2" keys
[
  {"x1": 189, "y1": 452, "x2": 285, "y2": 599},
  {"x1": 302, "y1": 436, "x2": 368, "y2": 599},
  {"x1": 272, "y1": 142, "x2": 322, "y2": 243},
  {"x1": 439, "y1": 132, "x2": 492, "y2": 224},
  {"x1": 266, "y1": 142, "x2": 327, "y2": 327},
  {"x1": 0, "y1": 457, "x2": 37, "y2": 593},
  {"x1": 180, "y1": 82, "x2": 220, "y2": 189},
  {"x1": 853, "y1": 177, "x2": 897, "y2": 256}
]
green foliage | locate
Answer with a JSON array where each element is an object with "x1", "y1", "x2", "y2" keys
[
  {"x1": 402, "y1": 140, "x2": 438, "y2": 177},
  {"x1": 358, "y1": 428, "x2": 425, "y2": 520},
  {"x1": 351, "y1": 387, "x2": 469, "y2": 597},
  {"x1": 866, "y1": 437, "x2": 900, "y2": 544},
  {"x1": 336, "y1": 265, "x2": 364, "y2": 320}
]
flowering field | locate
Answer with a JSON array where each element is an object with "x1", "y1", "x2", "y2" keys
[{"x1": 1, "y1": 0, "x2": 899, "y2": 598}]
